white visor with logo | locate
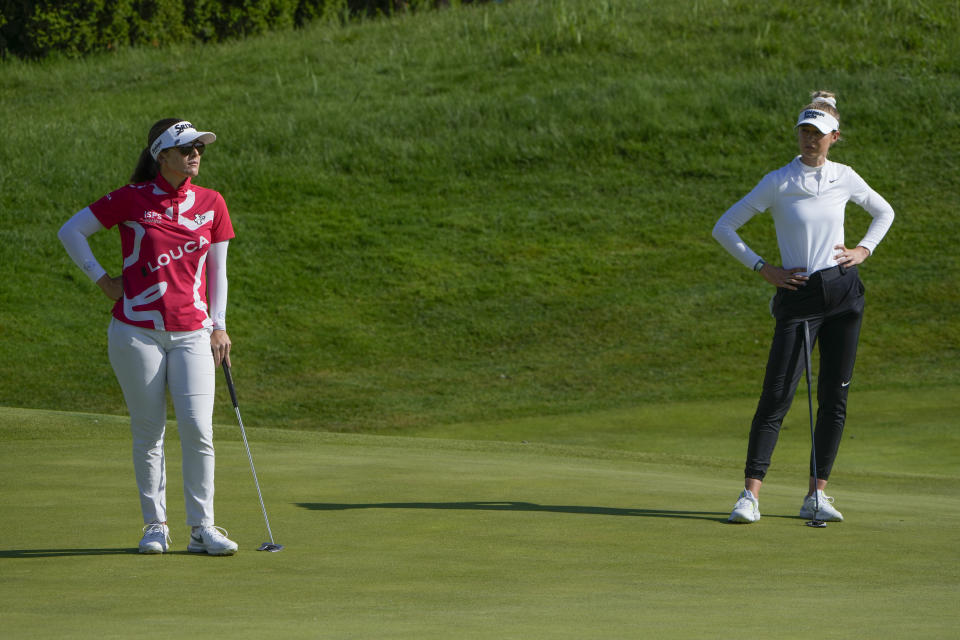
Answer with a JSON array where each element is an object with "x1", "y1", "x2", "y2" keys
[
  {"x1": 150, "y1": 121, "x2": 217, "y2": 159},
  {"x1": 795, "y1": 109, "x2": 839, "y2": 134}
]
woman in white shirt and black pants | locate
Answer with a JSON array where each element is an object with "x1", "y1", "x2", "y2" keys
[{"x1": 713, "y1": 91, "x2": 895, "y2": 524}]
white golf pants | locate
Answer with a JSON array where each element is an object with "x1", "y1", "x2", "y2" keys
[{"x1": 108, "y1": 318, "x2": 216, "y2": 527}]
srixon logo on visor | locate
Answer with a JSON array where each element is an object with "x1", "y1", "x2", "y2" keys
[{"x1": 175, "y1": 122, "x2": 193, "y2": 134}]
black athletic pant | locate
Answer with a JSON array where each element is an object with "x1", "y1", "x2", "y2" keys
[{"x1": 745, "y1": 265, "x2": 865, "y2": 482}]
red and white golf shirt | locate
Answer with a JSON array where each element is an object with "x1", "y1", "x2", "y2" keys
[{"x1": 89, "y1": 175, "x2": 234, "y2": 331}]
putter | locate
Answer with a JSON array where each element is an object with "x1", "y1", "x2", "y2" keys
[
  {"x1": 222, "y1": 361, "x2": 285, "y2": 551},
  {"x1": 802, "y1": 320, "x2": 827, "y2": 529}
]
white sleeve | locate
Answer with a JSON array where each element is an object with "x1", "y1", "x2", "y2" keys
[
  {"x1": 847, "y1": 171, "x2": 895, "y2": 255},
  {"x1": 58, "y1": 207, "x2": 107, "y2": 283},
  {"x1": 712, "y1": 175, "x2": 775, "y2": 270},
  {"x1": 207, "y1": 241, "x2": 229, "y2": 331}
]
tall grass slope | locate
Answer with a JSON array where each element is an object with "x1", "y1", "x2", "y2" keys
[{"x1": 1, "y1": 0, "x2": 957, "y2": 432}]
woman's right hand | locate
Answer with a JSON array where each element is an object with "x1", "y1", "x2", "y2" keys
[
  {"x1": 759, "y1": 264, "x2": 808, "y2": 291},
  {"x1": 96, "y1": 274, "x2": 123, "y2": 301}
]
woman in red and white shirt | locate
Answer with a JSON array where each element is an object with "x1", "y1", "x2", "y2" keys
[{"x1": 59, "y1": 119, "x2": 239, "y2": 555}]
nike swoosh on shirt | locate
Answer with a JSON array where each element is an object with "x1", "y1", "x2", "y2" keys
[{"x1": 841, "y1": 381, "x2": 851, "y2": 387}]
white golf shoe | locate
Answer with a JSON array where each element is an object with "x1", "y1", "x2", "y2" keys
[
  {"x1": 187, "y1": 525, "x2": 239, "y2": 556},
  {"x1": 799, "y1": 490, "x2": 844, "y2": 522},
  {"x1": 728, "y1": 489, "x2": 761, "y2": 523},
  {"x1": 139, "y1": 522, "x2": 171, "y2": 554}
]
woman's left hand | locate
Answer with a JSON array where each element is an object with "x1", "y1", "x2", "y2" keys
[
  {"x1": 834, "y1": 244, "x2": 870, "y2": 267},
  {"x1": 211, "y1": 329, "x2": 232, "y2": 368}
]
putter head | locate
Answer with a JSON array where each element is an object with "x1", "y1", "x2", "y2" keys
[
  {"x1": 257, "y1": 542, "x2": 284, "y2": 552},
  {"x1": 805, "y1": 520, "x2": 827, "y2": 528}
]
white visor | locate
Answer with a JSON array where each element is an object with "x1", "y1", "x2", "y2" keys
[
  {"x1": 795, "y1": 109, "x2": 839, "y2": 134},
  {"x1": 150, "y1": 121, "x2": 217, "y2": 160}
]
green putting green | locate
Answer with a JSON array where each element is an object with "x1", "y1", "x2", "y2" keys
[{"x1": 1, "y1": 401, "x2": 957, "y2": 639}]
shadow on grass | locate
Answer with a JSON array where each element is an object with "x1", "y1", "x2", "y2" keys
[
  {"x1": 297, "y1": 501, "x2": 730, "y2": 522},
  {"x1": 0, "y1": 548, "x2": 140, "y2": 558},
  {"x1": 0, "y1": 549, "x2": 214, "y2": 559}
]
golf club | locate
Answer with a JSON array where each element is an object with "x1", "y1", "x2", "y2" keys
[
  {"x1": 222, "y1": 361, "x2": 285, "y2": 551},
  {"x1": 802, "y1": 320, "x2": 827, "y2": 529}
]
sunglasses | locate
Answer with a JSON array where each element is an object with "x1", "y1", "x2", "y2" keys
[{"x1": 171, "y1": 142, "x2": 206, "y2": 156}]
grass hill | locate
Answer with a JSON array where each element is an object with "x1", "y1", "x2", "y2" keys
[
  {"x1": 2, "y1": 6, "x2": 959, "y2": 636},
  {"x1": 1, "y1": 0, "x2": 957, "y2": 433}
]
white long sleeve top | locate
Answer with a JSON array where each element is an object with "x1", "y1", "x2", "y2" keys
[{"x1": 713, "y1": 156, "x2": 895, "y2": 276}]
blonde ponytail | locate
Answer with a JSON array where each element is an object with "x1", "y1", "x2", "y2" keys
[{"x1": 806, "y1": 90, "x2": 839, "y2": 120}]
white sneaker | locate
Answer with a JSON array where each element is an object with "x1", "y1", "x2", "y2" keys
[
  {"x1": 799, "y1": 490, "x2": 844, "y2": 522},
  {"x1": 187, "y1": 526, "x2": 239, "y2": 556},
  {"x1": 728, "y1": 489, "x2": 761, "y2": 523},
  {"x1": 139, "y1": 522, "x2": 171, "y2": 554}
]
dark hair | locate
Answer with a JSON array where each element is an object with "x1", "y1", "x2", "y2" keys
[{"x1": 129, "y1": 118, "x2": 183, "y2": 183}]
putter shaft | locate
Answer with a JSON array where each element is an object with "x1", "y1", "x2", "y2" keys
[
  {"x1": 802, "y1": 320, "x2": 825, "y2": 528},
  {"x1": 222, "y1": 362, "x2": 283, "y2": 550}
]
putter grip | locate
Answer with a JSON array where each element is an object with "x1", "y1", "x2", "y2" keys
[{"x1": 222, "y1": 361, "x2": 240, "y2": 408}]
